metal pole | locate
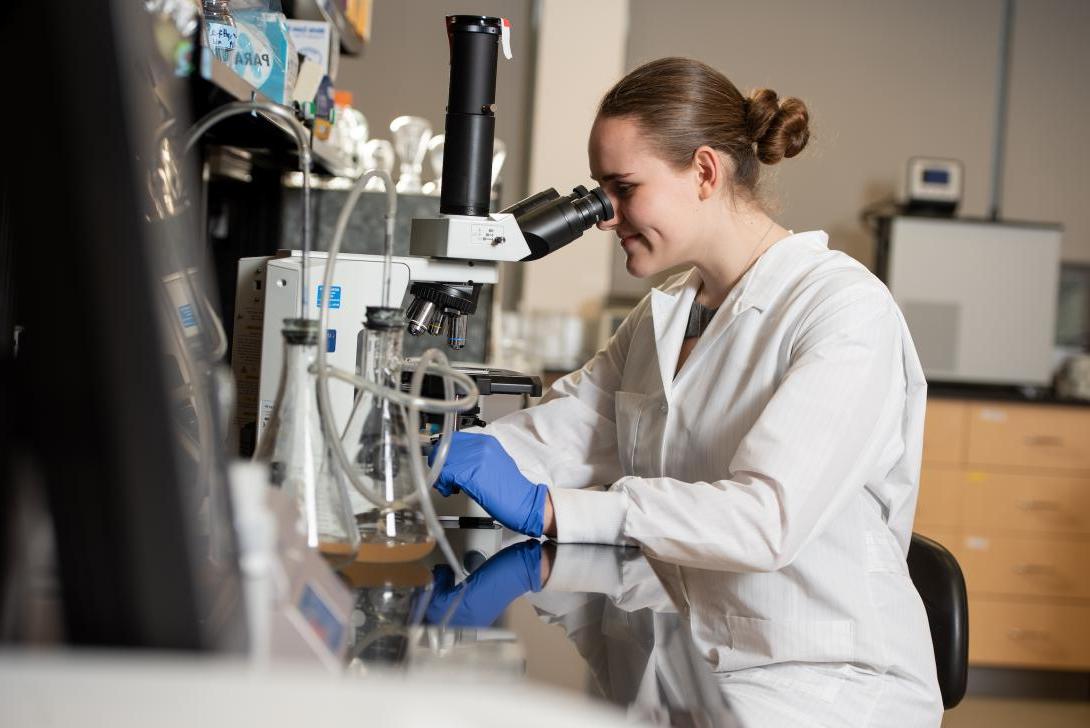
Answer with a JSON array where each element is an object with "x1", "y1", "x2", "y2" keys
[{"x1": 989, "y1": 0, "x2": 1015, "y2": 221}]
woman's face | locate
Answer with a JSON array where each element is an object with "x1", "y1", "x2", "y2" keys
[{"x1": 589, "y1": 115, "x2": 705, "y2": 278}]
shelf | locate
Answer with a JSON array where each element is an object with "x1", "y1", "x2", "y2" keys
[
  {"x1": 284, "y1": 0, "x2": 366, "y2": 57},
  {"x1": 195, "y1": 48, "x2": 357, "y2": 178}
]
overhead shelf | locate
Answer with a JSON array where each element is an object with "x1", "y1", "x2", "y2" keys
[
  {"x1": 283, "y1": 0, "x2": 367, "y2": 56},
  {"x1": 195, "y1": 48, "x2": 356, "y2": 178}
]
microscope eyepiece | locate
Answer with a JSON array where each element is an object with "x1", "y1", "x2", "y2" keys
[
  {"x1": 505, "y1": 185, "x2": 614, "y2": 261},
  {"x1": 570, "y1": 185, "x2": 613, "y2": 228}
]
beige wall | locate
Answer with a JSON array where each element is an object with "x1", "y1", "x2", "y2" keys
[
  {"x1": 518, "y1": 0, "x2": 631, "y2": 317},
  {"x1": 623, "y1": 0, "x2": 1004, "y2": 271},
  {"x1": 333, "y1": 0, "x2": 534, "y2": 207},
  {"x1": 1002, "y1": 0, "x2": 1090, "y2": 262}
]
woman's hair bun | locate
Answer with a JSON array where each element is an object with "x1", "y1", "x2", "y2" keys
[{"x1": 745, "y1": 88, "x2": 810, "y2": 165}]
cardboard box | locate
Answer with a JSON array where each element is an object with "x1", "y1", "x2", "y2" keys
[
  {"x1": 286, "y1": 19, "x2": 339, "y2": 81},
  {"x1": 230, "y1": 11, "x2": 299, "y2": 106}
]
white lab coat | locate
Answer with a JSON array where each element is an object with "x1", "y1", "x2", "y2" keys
[{"x1": 484, "y1": 231, "x2": 943, "y2": 724}]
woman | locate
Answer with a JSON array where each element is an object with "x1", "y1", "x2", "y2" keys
[{"x1": 433, "y1": 57, "x2": 942, "y2": 724}]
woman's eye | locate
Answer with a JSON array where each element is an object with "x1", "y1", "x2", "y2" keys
[{"x1": 615, "y1": 184, "x2": 633, "y2": 198}]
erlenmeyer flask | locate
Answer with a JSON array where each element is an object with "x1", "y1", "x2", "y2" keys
[
  {"x1": 255, "y1": 318, "x2": 359, "y2": 556},
  {"x1": 343, "y1": 307, "x2": 435, "y2": 562}
]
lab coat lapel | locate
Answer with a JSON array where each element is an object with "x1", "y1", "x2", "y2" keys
[{"x1": 649, "y1": 271, "x2": 699, "y2": 396}]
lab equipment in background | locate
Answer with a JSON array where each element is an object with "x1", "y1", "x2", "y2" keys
[
  {"x1": 285, "y1": 18, "x2": 339, "y2": 80},
  {"x1": 362, "y1": 138, "x2": 394, "y2": 190},
  {"x1": 233, "y1": 251, "x2": 497, "y2": 459},
  {"x1": 328, "y1": 91, "x2": 369, "y2": 176},
  {"x1": 229, "y1": 462, "x2": 353, "y2": 668},
  {"x1": 253, "y1": 318, "x2": 359, "y2": 554},
  {"x1": 341, "y1": 307, "x2": 434, "y2": 561},
  {"x1": 229, "y1": 7, "x2": 299, "y2": 106},
  {"x1": 422, "y1": 134, "x2": 445, "y2": 196},
  {"x1": 407, "y1": 15, "x2": 612, "y2": 268},
  {"x1": 3, "y1": 0, "x2": 247, "y2": 651},
  {"x1": 390, "y1": 116, "x2": 433, "y2": 194},
  {"x1": 1056, "y1": 354, "x2": 1090, "y2": 400},
  {"x1": 905, "y1": 157, "x2": 963, "y2": 216},
  {"x1": 203, "y1": 0, "x2": 238, "y2": 62},
  {"x1": 875, "y1": 215, "x2": 1062, "y2": 387}
]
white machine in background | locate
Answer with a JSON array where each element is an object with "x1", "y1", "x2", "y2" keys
[
  {"x1": 231, "y1": 251, "x2": 496, "y2": 483},
  {"x1": 877, "y1": 216, "x2": 1062, "y2": 387}
]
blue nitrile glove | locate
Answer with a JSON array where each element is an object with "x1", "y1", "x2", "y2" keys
[
  {"x1": 425, "y1": 540, "x2": 543, "y2": 627},
  {"x1": 429, "y1": 431, "x2": 548, "y2": 537}
]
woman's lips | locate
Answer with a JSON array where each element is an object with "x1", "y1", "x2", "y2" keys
[{"x1": 619, "y1": 234, "x2": 641, "y2": 250}]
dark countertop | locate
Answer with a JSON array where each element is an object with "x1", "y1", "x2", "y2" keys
[
  {"x1": 927, "y1": 381, "x2": 1090, "y2": 408},
  {"x1": 340, "y1": 524, "x2": 742, "y2": 727}
]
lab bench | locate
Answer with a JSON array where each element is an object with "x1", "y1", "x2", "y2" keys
[{"x1": 917, "y1": 395, "x2": 1090, "y2": 671}]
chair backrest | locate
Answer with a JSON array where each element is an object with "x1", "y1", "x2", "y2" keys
[{"x1": 906, "y1": 532, "x2": 969, "y2": 710}]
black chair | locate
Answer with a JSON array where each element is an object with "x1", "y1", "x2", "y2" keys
[{"x1": 906, "y1": 532, "x2": 969, "y2": 709}]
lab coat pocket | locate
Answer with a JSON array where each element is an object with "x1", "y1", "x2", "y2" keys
[
  {"x1": 865, "y1": 530, "x2": 909, "y2": 576},
  {"x1": 614, "y1": 391, "x2": 649, "y2": 476},
  {"x1": 725, "y1": 615, "x2": 855, "y2": 665}
]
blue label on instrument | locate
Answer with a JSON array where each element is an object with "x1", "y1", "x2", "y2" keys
[
  {"x1": 326, "y1": 328, "x2": 336, "y2": 352},
  {"x1": 316, "y1": 285, "x2": 341, "y2": 309},
  {"x1": 178, "y1": 304, "x2": 197, "y2": 328},
  {"x1": 298, "y1": 584, "x2": 343, "y2": 653}
]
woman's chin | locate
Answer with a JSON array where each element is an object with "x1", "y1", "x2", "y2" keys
[{"x1": 625, "y1": 253, "x2": 660, "y2": 279}]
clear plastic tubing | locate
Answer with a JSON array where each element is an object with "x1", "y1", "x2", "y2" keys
[
  {"x1": 183, "y1": 100, "x2": 313, "y2": 320},
  {"x1": 315, "y1": 168, "x2": 477, "y2": 577}
]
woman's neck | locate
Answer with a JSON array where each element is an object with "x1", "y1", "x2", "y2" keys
[{"x1": 692, "y1": 209, "x2": 787, "y2": 308}]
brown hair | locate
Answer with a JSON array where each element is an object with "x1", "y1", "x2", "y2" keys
[{"x1": 597, "y1": 57, "x2": 810, "y2": 200}]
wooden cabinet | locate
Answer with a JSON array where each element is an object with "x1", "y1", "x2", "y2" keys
[{"x1": 916, "y1": 398, "x2": 1090, "y2": 670}]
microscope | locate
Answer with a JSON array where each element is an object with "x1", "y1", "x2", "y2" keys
[{"x1": 231, "y1": 15, "x2": 610, "y2": 488}]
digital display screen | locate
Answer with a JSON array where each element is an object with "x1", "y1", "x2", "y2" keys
[{"x1": 922, "y1": 169, "x2": 950, "y2": 185}]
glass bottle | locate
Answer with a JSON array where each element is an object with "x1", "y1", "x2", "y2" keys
[
  {"x1": 202, "y1": 0, "x2": 237, "y2": 64},
  {"x1": 254, "y1": 318, "x2": 359, "y2": 556},
  {"x1": 342, "y1": 307, "x2": 434, "y2": 562}
]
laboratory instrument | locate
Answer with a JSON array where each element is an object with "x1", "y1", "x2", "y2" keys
[
  {"x1": 341, "y1": 307, "x2": 434, "y2": 560},
  {"x1": 905, "y1": 157, "x2": 963, "y2": 216},
  {"x1": 253, "y1": 317, "x2": 359, "y2": 554},
  {"x1": 403, "y1": 15, "x2": 612, "y2": 346},
  {"x1": 876, "y1": 215, "x2": 1061, "y2": 387}
]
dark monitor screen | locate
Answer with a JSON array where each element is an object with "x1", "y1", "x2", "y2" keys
[{"x1": 1, "y1": 0, "x2": 245, "y2": 651}]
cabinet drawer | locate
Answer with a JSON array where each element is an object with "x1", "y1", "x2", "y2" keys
[
  {"x1": 969, "y1": 598, "x2": 1090, "y2": 669},
  {"x1": 967, "y1": 403, "x2": 1090, "y2": 472},
  {"x1": 923, "y1": 399, "x2": 967, "y2": 465},
  {"x1": 964, "y1": 471, "x2": 1090, "y2": 534},
  {"x1": 916, "y1": 468, "x2": 964, "y2": 529},
  {"x1": 958, "y1": 533, "x2": 1090, "y2": 600}
]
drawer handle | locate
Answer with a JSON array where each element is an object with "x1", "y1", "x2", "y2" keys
[
  {"x1": 1008, "y1": 628, "x2": 1050, "y2": 641},
  {"x1": 1012, "y1": 563, "x2": 1055, "y2": 575},
  {"x1": 1024, "y1": 435, "x2": 1064, "y2": 448},
  {"x1": 1016, "y1": 499, "x2": 1061, "y2": 512}
]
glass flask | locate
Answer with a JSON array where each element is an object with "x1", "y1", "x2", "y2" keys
[
  {"x1": 389, "y1": 116, "x2": 432, "y2": 194},
  {"x1": 343, "y1": 307, "x2": 435, "y2": 562},
  {"x1": 202, "y1": 0, "x2": 237, "y2": 64},
  {"x1": 254, "y1": 318, "x2": 359, "y2": 556}
]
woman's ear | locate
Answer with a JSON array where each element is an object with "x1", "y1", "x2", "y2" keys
[{"x1": 692, "y1": 146, "x2": 726, "y2": 201}]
